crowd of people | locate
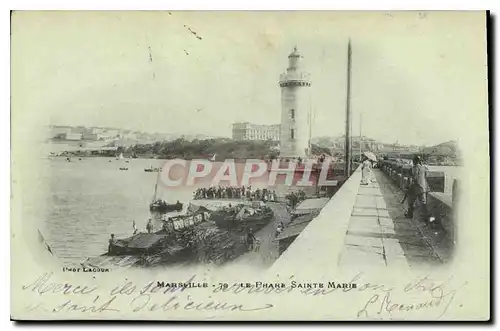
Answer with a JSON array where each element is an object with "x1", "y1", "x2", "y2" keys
[
  {"x1": 193, "y1": 186, "x2": 278, "y2": 202},
  {"x1": 270, "y1": 154, "x2": 329, "y2": 166}
]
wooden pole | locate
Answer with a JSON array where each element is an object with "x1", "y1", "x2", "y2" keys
[
  {"x1": 359, "y1": 113, "x2": 362, "y2": 160},
  {"x1": 344, "y1": 39, "x2": 352, "y2": 176}
]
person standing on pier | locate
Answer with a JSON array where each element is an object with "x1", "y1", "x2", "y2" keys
[
  {"x1": 146, "y1": 219, "x2": 154, "y2": 233},
  {"x1": 275, "y1": 221, "x2": 284, "y2": 238},
  {"x1": 361, "y1": 155, "x2": 372, "y2": 185},
  {"x1": 405, "y1": 155, "x2": 430, "y2": 222},
  {"x1": 108, "y1": 234, "x2": 116, "y2": 254},
  {"x1": 245, "y1": 228, "x2": 256, "y2": 251}
]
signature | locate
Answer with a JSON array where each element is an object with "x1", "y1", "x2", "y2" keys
[{"x1": 357, "y1": 275, "x2": 468, "y2": 319}]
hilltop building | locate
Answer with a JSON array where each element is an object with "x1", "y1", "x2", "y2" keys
[{"x1": 232, "y1": 122, "x2": 280, "y2": 141}]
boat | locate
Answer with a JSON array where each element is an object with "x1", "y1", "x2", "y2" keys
[
  {"x1": 148, "y1": 170, "x2": 183, "y2": 213},
  {"x1": 157, "y1": 207, "x2": 211, "y2": 233},
  {"x1": 107, "y1": 233, "x2": 168, "y2": 256},
  {"x1": 144, "y1": 166, "x2": 162, "y2": 172},
  {"x1": 103, "y1": 209, "x2": 249, "y2": 266},
  {"x1": 119, "y1": 167, "x2": 128, "y2": 171},
  {"x1": 150, "y1": 199, "x2": 183, "y2": 213},
  {"x1": 209, "y1": 202, "x2": 274, "y2": 232},
  {"x1": 105, "y1": 208, "x2": 210, "y2": 257}
]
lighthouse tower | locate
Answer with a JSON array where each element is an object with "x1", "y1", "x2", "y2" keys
[{"x1": 279, "y1": 46, "x2": 312, "y2": 158}]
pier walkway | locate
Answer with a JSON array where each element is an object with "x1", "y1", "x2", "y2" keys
[
  {"x1": 271, "y1": 167, "x2": 453, "y2": 273},
  {"x1": 338, "y1": 170, "x2": 444, "y2": 270}
]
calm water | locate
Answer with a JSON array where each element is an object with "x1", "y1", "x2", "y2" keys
[
  {"x1": 45, "y1": 157, "x2": 194, "y2": 263},
  {"x1": 428, "y1": 165, "x2": 461, "y2": 195},
  {"x1": 44, "y1": 156, "x2": 461, "y2": 263}
]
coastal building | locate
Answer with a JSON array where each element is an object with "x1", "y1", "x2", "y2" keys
[
  {"x1": 71, "y1": 126, "x2": 87, "y2": 134},
  {"x1": 232, "y1": 122, "x2": 280, "y2": 141},
  {"x1": 65, "y1": 132, "x2": 83, "y2": 141},
  {"x1": 279, "y1": 46, "x2": 312, "y2": 158},
  {"x1": 50, "y1": 126, "x2": 72, "y2": 139},
  {"x1": 82, "y1": 128, "x2": 100, "y2": 141}
]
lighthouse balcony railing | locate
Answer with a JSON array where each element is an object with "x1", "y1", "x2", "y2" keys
[{"x1": 279, "y1": 72, "x2": 311, "y2": 82}]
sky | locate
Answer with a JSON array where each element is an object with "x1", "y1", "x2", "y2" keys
[{"x1": 11, "y1": 11, "x2": 488, "y2": 146}]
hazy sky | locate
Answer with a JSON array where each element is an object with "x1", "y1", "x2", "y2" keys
[{"x1": 11, "y1": 11, "x2": 487, "y2": 145}]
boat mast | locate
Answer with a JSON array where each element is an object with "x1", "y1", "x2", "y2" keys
[
  {"x1": 308, "y1": 98, "x2": 313, "y2": 158},
  {"x1": 152, "y1": 170, "x2": 160, "y2": 202},
  {"x1": 344, "y1": 39, "x2": 352, "y2": 176}
]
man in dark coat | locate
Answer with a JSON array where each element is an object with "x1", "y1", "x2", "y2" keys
[{"x1": 405, "y1": 155, "x2": 430, "y2": 222}]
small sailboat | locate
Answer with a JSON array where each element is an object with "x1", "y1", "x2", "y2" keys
[
  {"x1": 118, "y1": 153, "x2": 128, "y2": 170},
  {"x1": 149, "y1": 171, "x2": 183, "y2": 213}
]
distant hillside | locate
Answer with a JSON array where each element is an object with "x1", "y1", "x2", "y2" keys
[{"x1": 422, "y1": 141, "x2": 460, "y2": 157}]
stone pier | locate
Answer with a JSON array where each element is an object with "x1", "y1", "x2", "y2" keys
[{"x1": 271, "y1": 166, "x2": 455, "y2": 272}]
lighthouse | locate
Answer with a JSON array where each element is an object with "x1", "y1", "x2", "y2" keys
[{"x1": 278, "y1": 46, "x2": 312, "y2": 158}]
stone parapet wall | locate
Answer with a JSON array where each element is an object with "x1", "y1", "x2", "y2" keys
[{"x1": 379, "y1": 160, "x2": 457, "y2": 246}]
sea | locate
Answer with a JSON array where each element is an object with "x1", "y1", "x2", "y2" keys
[
  {"x1": 44, "y1": 157, "x2": 194, "y2": 264},
  {"x1": 41, "y1": 155, "x2": 461, "y2": 264}
]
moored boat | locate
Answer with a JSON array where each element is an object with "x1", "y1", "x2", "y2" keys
[
  {"x1": 149, "y1": 199, "x2": 183, "y2": 213},
  {"x1": 148, "y1": 168, "x2": 182, "y2": 213},
  {"x1": 107, "y1": 233, "x2": 168, "y2": 256},
  {"x1": 101, "y1": 204, "x2": 258, "y2": 266},
  {"x1": 105, "y1": 208, "x2": 211, "y2": 259},
  {"x1": 144, "y1": 167, "x2": 162, "y2": 172},
  {"x1": 209, "y1": 202, "x2": 274, "y2": 232}
]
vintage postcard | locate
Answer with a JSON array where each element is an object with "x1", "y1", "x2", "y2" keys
[{"x1": 10, "y1": 11, "x2": 490, "y2": 321}]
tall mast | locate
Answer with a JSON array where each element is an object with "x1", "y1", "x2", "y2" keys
[
  {"x1": 359, "y1": 113, "x2": 362, "y2": 159},
  {"x1": 344, "y1": 39, "x2": 352, "y2": 176},
  {"x1": 152, "y1": 170, "x2": 160, "y2": 202}
]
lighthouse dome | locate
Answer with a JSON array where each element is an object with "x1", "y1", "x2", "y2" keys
[{"x1": 288, "y1": 46, "x2": 301, "y2": 58}]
